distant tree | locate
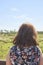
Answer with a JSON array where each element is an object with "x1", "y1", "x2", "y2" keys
[
  {"x1": 0, "y1": 30, "x2": 3, "y2": 34},
  {"x1": 4, "y1": 30, "x2": 9, "y2": 34},
  {"x1": 10, "y1": 29, "x2": 17, "y2": 34}
]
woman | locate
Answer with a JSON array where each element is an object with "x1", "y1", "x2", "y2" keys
[{"x1": 6, "y1": 23, "x2": 43, "y2": 65}]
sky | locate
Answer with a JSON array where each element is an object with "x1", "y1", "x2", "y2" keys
[{"x1": 0, "y1": 0, "x2": 43, "y2": 31}]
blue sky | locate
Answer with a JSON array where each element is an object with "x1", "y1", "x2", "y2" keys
[{"x1": 0, "y1": 0, "x2": 43, "y2": 31}]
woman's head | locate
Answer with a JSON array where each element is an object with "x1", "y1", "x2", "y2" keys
[{"x1": 13, "y1": 23, "x2": 38, "y2": 48}]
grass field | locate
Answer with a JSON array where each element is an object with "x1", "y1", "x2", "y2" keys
[{"x1": 0, "y1": 31, "x2": 43, "y2": 59}]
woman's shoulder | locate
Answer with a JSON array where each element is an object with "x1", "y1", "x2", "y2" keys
[
  {"x1": 28, "y1": 46, "x2": 42, "y2": 55},
  {"x1": 9, "y1": 45, "x2": 17, "y2": 53},
  {"x1": 10, "y1": 45, "x2": 17, "y2": 49},
  {"x1": 30, "y1": 45, "x2": 42, "y2": 51},
  {"x1": 36, "y1": 46, "x2": 42, "y2": 53}
]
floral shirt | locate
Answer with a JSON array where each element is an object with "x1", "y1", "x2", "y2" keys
[{"x1": 9, "y1": 45, "x2": 41, "y2": 65}]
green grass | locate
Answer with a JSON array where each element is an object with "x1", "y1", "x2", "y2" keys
[
  {"x1": 0, "y1": 32, "x2": 43, "y2": 59},
  {"x1": 38, "y1": 33, "x2": 43, "y2": 52}
]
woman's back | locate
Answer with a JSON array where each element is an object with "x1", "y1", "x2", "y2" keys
[
  {"x1": 6, "y1": 23, "x2": 43, "y2": 65},
  {"x1": 9, "y1": 45, "x2": 41, "y2": 65}
]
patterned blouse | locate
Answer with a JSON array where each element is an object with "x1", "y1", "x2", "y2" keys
[{"x1": 9, "y1": 45, "x2": 41, "y2": 65}]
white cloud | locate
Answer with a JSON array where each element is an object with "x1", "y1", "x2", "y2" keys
[
  {"x1": 8, "y1": 14, "x2": 33, "y2": 23},
  {"x1": 11, "y1": 15, "x2": 32, "y2": 21},
  {"x1": 24, "y1": 17, "x2": 32, "y2": 21},
  {"x1": 13, "y1": 15, "x2": 25, "y2": 19},
  {"x1": 11, "y1": 8, "x2": 19, "y2": 12}
]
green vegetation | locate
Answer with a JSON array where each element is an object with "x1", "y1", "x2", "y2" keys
[{"x1": 0, "y1": 30, "x2": 43, "y2": 60}]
